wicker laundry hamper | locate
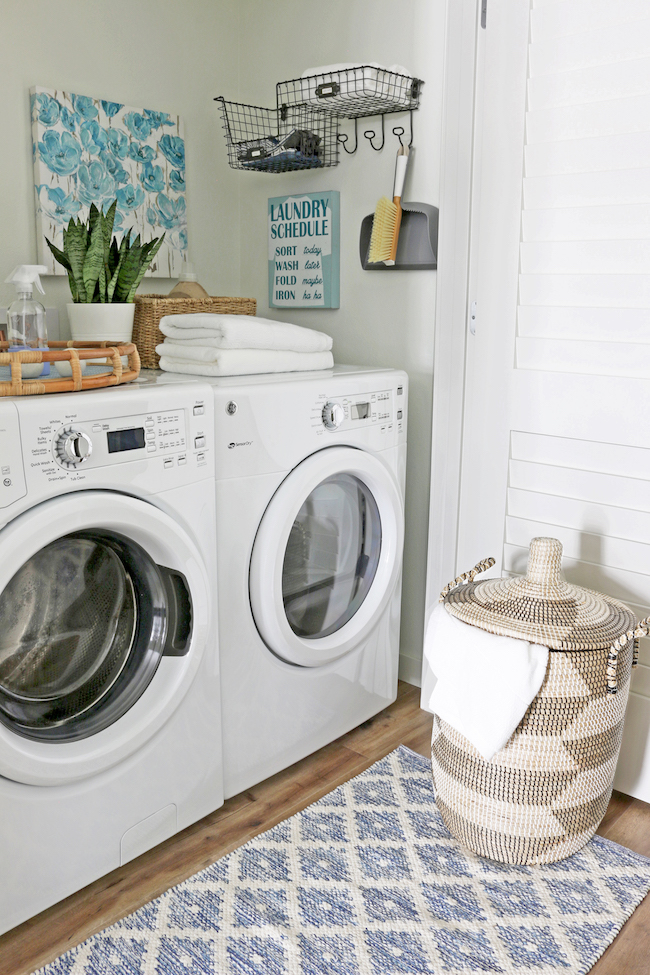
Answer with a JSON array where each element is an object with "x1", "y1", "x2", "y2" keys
[{"x1": 430, "y1": 537, "x2": 649, "y2": 866}]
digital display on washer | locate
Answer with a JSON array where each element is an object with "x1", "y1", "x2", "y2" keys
[
  {"x1": 107, "y1": 427, "x2": 146, "y2": 453},
  {"x1": 351, "y1": 402, "x2": 370, "y2": 420}
]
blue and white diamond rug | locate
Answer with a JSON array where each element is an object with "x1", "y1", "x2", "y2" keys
[{"x1": 37, "y1": 747, "x2": 650, "y2": 974}]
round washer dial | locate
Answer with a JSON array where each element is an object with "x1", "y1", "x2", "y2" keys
[{"x1": 54, "y1": 428, "x2": 93, "y2": 468}]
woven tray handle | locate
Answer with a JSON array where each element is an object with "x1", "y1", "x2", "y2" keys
[
  {"x1": 439, "y1": 557, "x2": 496, "y2": 602},
  {"x1": 607, "y1": 616, "x2": 650, "y2": 695}
]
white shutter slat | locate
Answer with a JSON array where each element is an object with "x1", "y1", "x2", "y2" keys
[
  {"x1": 518, "y1": 305, "x2": 650, "y2": 342},
  {"x1": 527, "y1": 94, "x2": 650, "y2": 143},
  {"x1": 521, "y1": 240, "x2": 650, "y2": 274},
  {"x1": 507, "y1": 487, "x2": 650, "y2": 544},
  {"x1": 530, "y1": 21, "x2": 650, "y2": 77},
  {"x1": 516, "y1": 337, "x2": 650, "y2": 379},
  {"x1": 523, "y1": 204, "x2": 650, "y2": 242},
  {"x1": 525, "y1": 132, "x2": 650, "y2": 178},
  {"x1": 528, "y1": 56, "x2": 650, "y2": 110},
  {"x1": 532, "y1": 1, "x2": 649, "y2": 42},
  {"x1": 509, "y1": 460, "x2": 650, "y2": 511},
  {"x1": 520, "y1": 273, "x2": 650, "y2": 307},
  {"x1": 523, "y1": 168, "x2": 650, "y2": 210},
  {"x1": 510, "y1": 430, "x2": 650, "y2": 479}
]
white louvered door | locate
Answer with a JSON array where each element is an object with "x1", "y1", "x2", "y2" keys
[{"x1": 454, "y1": 0, "x2": 650, "y2": 799}]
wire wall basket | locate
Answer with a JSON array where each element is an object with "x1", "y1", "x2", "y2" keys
[
  {"x1": 216, "y1": 98, "x2": 339, "y2": 173},
  {"x1": 277, "y1": 66, "x2": 423, "y2": 119}
]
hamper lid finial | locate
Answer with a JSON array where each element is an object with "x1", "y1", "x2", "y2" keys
[{"x1": 526, "y1": 537, "x2": 563, "y2": 587}]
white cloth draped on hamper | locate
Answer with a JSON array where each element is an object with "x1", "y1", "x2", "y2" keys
[
  {"x1": 158, "y1": 314, "x2": 333, "y2": 352},
  {"x1": 423, "y1": 604, "x2": 549, "y2": 760},
  {"x1": 157, "y1": 349, "x2": 333, "y2": 377}
]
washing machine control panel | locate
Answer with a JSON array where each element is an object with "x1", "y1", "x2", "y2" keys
[{"x1": 50, "y1": 409, "x2": 189, "y2": 470}]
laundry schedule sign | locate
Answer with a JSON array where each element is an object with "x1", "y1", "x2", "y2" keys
[{"x1": 268, "y1": 191, "x2": 340, "y2": 308}]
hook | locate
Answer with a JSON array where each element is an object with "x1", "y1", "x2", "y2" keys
[
  {"x1": 363, "y1": 114, "x2": 385, "y2": 151},
  {"x1": 392, "y1": 125, "x2": 405, "y2": 147},
  {"x1": 337, "y1": 118, "x2": 358, "y2": 155}
]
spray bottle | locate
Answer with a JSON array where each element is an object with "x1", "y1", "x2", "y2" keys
[{"x1": 5, "y1": 265, "x2": 49, "y2": 378}]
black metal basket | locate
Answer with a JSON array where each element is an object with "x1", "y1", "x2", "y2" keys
[
  {"x1": 277, "y1": 66, "x2": 423, "y2": 119},
  {"x1": 216, "y1": 98, "x2": 339, "y2": 173}
]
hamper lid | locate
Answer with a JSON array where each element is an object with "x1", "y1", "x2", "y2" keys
[{"x1": 444, "y1": 537, "x2": 636, "y2": 650}]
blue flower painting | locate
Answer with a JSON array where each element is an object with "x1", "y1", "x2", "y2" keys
[{"x1": 32, "y1": 85, "x2": 187, "y2": 276}]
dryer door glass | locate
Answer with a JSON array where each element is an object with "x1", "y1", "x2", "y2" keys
[
  {"x1": 0, "y1": 530, "x2": 191, "y2": 742},
  {"x1": 282, "y1": 473, "x2": 381, "y2": 638}
]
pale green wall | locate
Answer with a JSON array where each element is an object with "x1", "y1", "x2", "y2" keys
[
  {"x1": 0, "y1": 0, "x2": 445, "y2": 685},
  {"x1": 236, "y1": 0, "x2": 447, "y2": 683},
  {"x1": 0, "y1": 0, "x2": 243, "y2": 328}
]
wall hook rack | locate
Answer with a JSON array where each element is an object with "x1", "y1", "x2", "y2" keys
[{"x1": 217, "y1": 67, "x2": 423, "y2": 172}]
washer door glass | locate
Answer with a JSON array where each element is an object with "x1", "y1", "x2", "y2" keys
[
  {"x1": 282, "y1": 473, "x2": 381, "y2": 639},
  {"x1": 0, "y1": 530, "x2": 189, "y2": 742}
]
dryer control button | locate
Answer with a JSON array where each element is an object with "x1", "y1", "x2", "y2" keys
[{"x1": 322, "y1": 402, "x2": 345, "y2": 430}]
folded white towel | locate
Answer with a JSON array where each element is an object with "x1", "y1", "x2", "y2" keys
[
  {"x1": 159, "y1": 349, "x2": 334, "y2": 377},
  {"x1": 424, "y1": 604, "x2": 549, "y2": 760},
  {"x1": 159, "y1": 314, "x2": 333, "y2": 353}
]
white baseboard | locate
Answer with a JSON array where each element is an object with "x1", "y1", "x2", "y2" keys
[{"x1": 398, "y1": 654, "x2": 422, "y2": 687}]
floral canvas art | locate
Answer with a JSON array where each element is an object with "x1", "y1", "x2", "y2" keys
[{"x1": 31, "y1": 86, "x2": 187, "y2": 277}]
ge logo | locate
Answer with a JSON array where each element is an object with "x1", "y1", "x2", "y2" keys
[
  {"x1": 228, "y1": 443, "x2": 235, "y2": 449},
  {"x1": 3, "y1": 478, "x2": 11, "y2": 487}
]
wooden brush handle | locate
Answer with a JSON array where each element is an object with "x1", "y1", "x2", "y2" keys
[{"x1": 387, "y1": 146, "x2": 409, "y2": 263}]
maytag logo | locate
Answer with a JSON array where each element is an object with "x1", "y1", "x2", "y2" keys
[{"x1": 228, "y1": 440, "x2": 253, "y2": 449}]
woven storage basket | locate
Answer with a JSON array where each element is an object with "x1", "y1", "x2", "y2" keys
[
  {"x1": 133, "y1": 294, "x2": 256, "y2": 369},
  {"x1": 431, "y1": 537, "x2": 649, "y2": 865}
]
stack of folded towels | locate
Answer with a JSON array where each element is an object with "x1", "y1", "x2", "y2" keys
[{"x1": 156, "y1": 314, "x2": 334, "y2": 377}]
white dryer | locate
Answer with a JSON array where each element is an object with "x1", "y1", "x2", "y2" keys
[
  {"x1": 0, "y1": 382, "x2": 222, "y2": 935},
  {"x1": 168, "y1": 365, "x2": 407, "y2": 798}
]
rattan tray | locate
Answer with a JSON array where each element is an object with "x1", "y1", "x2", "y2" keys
[{"x1": 0, "y1": 341, "x2": 140, "y2": 396}]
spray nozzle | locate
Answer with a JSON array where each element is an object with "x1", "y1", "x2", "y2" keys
[{"x1": 6, "y1": 265, "x2": 48, "y2": 296}]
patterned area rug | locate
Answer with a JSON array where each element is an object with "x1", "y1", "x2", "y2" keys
[{"x1": 38, "y1": 747, "x2": 650, "y2": 974}]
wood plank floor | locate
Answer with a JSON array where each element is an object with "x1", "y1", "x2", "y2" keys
[{"x1": 1, "y1": 681, "x2": 649, "y2": 974}]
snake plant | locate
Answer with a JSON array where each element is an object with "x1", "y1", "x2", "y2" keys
[{"x1": 45, "y1": 200, "x2": 165, "y2": 303}]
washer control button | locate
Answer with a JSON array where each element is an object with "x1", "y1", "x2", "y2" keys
[
  {"x1": 194, "y1": 435, "x2": 206, "y2": 449},
  {"x1": 164, "y1": 457, "x2": 174, "y2": 469},
  {"x1": 397, "y1": 410, "x2": 403, "y2": 420},
  {"x1": 177, "y1": 455, "x2": 187, "y2": 466},
  {"x1": 147, "y1": 444, "x2": 156, "y2": 452},
  {"x1": 193, "y1": 405, "x2": 205, "y2": 416},
  {"x1": 145, "y1": 418, "x2": 155, "y2": 428},
  {"x1": 196, "y1": 452, "x2": 206, "y2": 465},
  {"x1": 54, "y1": 428, "x2": 93, "y2": 468}
]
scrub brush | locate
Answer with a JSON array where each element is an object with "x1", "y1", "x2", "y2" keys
[{"x1": 368, "y1": 144, "x2": 410, "y2": 265}]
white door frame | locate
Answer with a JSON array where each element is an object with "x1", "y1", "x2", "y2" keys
[{"x1": 421, "y1": 0, "x2": 485, "y2": 703}]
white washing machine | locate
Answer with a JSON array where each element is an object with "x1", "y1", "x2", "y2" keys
[
  {"x1": 161, "y1": 365, "x2": 407, "y2": 798},
  {"x1": 0, "y1": 382, "x2": 222, "y2": 935}
]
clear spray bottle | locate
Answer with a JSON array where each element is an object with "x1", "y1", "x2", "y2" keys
[{"x1": 5, "y1": 265, "x2": 49, "y2": 378}]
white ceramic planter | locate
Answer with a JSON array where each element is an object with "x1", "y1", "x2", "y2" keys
[{"x1": 67, "y1": 303, "x2": 135, "y2": 343}]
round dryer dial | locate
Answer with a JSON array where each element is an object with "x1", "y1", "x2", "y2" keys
[
  {"x1": 322, "y1": 402, "x2": 345, "y2": 430},
  {"x1": 54, "y1": 427, "x2": 93, "y2": 468}
]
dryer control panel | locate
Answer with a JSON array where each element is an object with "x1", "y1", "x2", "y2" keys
[{"x1": 313, "y1": 385, "x2": 404, "y2": 436}]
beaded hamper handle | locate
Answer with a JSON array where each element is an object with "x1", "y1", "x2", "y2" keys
[
  {"x1": 607, "y1": 617, "x2": 650, "y2": 694},
  {"x1": 439, "y1": 557, "x2": 496, "y2": 601}
]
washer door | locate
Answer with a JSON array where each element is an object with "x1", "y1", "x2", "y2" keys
[
  {"x1": 250, "y1": 447, "x2": 404, "y2": 666},
  {"x1": 0, "y1": 491, "x2": 211, "y2": 785}
]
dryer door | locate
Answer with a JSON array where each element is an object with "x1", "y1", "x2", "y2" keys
[
  {"x1": 0, "y1": 491, "x2": 212, "y2": 785},
  {"x1": 250, "y1": 447, "x2": 404, "y2": 666}
]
